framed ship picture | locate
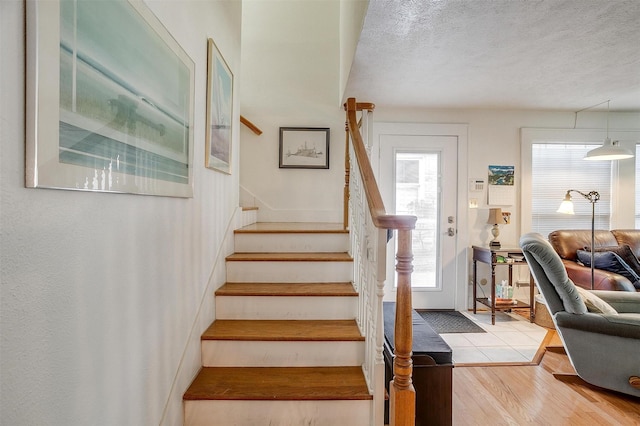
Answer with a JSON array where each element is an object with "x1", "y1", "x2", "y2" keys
[{"x1": 279, "y1": 127, "x2": 330, "y2": 169}]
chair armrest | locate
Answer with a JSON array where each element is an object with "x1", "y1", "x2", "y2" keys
[
  {"x1": 591, "y1": 291, "x2": 640, "y2": 314},
  {"x1": 555, "y1": 311, "x2": 640, "y2": 339},
  {"x1": 562, "y1": 259, "x2": 636, "y2": 291}
]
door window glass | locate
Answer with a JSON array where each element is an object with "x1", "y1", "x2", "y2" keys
[{"x1": 395, "y1": 152, "x2": 439, "y2": 288}]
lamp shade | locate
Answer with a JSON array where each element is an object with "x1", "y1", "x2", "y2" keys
[
  {"x1": 487, "y1": 208, "x2": 503, "y2": 225},
  {"x1": 584, "y1": 138, "x2": 634, "y2": 161},
  {"x1": 557, "y1": 190, "x2": 575, "y2": 214},
  {"x1": 557, "y1": 200, "x2": 575, "y2": 214}
]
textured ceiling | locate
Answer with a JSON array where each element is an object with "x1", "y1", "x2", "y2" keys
[{"x1": 344, "y1": 0, "x2": 640, "y2": 111}]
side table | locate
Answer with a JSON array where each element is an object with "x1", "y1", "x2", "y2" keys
[{"x1": 472, "y1": 245, "x2": 535, "y2": 325}]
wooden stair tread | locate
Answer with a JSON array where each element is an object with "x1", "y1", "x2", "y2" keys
[
  {"x1": 226, "y1": 252, "x2": 352, "y2": 262},
  {"x1": 216, "y1": 282, "x2": 357, "y2": 296},
  {"x1": 183, "y1": 366, "x2": 372, "y2": 401},
  {"x1": 202, "y1": 319, "x2": 364, "y2": 341},
  {"x1": 235, "y1": 222, "x2": 348, "y2": 234}
]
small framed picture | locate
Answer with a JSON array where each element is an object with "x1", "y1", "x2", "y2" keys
[
  {"x1": 279, "y1": 127, "x2": 330, "y2": 169},
  {"x1": 502, "y1": 211, "x2": 511, "y2": 224}
]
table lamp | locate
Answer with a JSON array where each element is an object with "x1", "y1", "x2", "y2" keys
[{"x1": 487, "y1": 208, "x2": 503, "y2": 248}]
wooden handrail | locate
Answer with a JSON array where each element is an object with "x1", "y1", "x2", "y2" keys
[
  {"x1": 240, "y1": 115, "x2": 263, "y2": 135},
  {"x1": 344, "y1": 98, "x2": 415, "y2": 230},
  {"x1": 344, "y1": 97, "x2": 417, "y2": 426}
]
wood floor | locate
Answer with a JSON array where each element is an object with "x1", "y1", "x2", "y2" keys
[{"x1": 452, "y1": 332, "x2": 640, "y2": 425}]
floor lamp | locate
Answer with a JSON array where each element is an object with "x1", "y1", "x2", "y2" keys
[{"x1": 557, "y1": 190, "x2": 600, "y2": 289}]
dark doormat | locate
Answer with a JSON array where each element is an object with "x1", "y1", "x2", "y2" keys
[{"x1": 415, "y1": 310, "x2": 486, "y2": 334}]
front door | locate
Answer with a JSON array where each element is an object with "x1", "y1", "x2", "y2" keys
[{"x1": 378, "y1": 131, "x2": 459, "y2": 309}]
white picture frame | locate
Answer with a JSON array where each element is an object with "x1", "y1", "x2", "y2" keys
[{"x1": 26, "y1": 0, "x2": 195, "y2": 197}]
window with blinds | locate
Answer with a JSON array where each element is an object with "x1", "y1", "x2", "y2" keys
[{"x1": 531, "y1": 143, "x2": 611, "y2": 238}]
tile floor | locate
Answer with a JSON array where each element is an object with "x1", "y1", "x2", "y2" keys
[{"x1": 439, "y1": 310, "x2": 550, "y2": 365}]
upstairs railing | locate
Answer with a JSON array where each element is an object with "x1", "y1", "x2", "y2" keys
[{"x1": 344, "y1": 97, "x2": 416, "y2": 426}]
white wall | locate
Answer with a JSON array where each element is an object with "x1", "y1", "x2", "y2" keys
[
  {"x1": 240, "y1": 0, "x2": 640, "y2": 228},
  {"x1": 0, "y1": 1, "x2": 241, "y2": 425},
  {"x1": 339, "y1": 0, "x2": 368, "y2": 101},
  {"x1": 372, "y1": 107, "x2": 639, "y2": 302},
  {"x1": 372, "y1": 108, "x2": 640, "y2": 247},
  {"x1": 240, "y1": 0, "x2": 346, "y2": 222},
  {"x1": 238, "y1": 0, "x2": 640, "y2": 305}
]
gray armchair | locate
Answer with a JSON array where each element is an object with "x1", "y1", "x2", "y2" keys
[{"x1": 520, "y1": 232, "x2": 640, "y2": 397}]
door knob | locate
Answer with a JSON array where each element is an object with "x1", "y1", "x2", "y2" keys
[{"x1": 447, "y1": 227, "x2": 456, "y2": 237}]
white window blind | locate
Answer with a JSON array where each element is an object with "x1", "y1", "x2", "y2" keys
[{"x1": 531, "y1": 143, "x2": 611, "y2": 238}]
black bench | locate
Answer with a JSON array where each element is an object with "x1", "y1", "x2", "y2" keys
[{"x1": 383, "y1": 302, "x2": 453, "y2": 426}]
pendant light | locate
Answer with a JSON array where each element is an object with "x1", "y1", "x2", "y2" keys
[{"x1": 584, "y1": 100, "x2": 634, "y2": 161}]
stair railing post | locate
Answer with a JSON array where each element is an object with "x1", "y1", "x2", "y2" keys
[{"x1": 389, "y1": 227, "x2": 415, "y2": 426}]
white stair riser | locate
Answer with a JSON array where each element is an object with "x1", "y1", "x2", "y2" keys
[
  {"x1": 234, "y1": 233, "x2": 349, "y2": 253},
  {"x1": 226, "y1": 261, "x2": 353, "y2": 283},
  {"x1": 240, "y1": 210, "x2": 258, "y2": 227},
  {"x1": 215, "y1": 295, "x2": 357, "y2": 320},
  {"x1": 184, "y1": 400, "x2": 370, "y2": 426},
  {"x1": 201, "y1": 340, "x2": 364, "y2": 367}
]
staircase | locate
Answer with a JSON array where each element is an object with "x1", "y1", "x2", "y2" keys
[{"x1": 183, "y1": 222, "x2": 373, "y2": 425}]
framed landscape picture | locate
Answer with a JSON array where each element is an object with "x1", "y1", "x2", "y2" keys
[
  {"x1": 26, "y1": 0, "x2": 195, "y2": 197},
  {"x1": 205, "y1": 38, "x2": 234, "y2": 174},
  {"x1": 279, "y1": 127, "x2": 330, "y2": 169}
]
